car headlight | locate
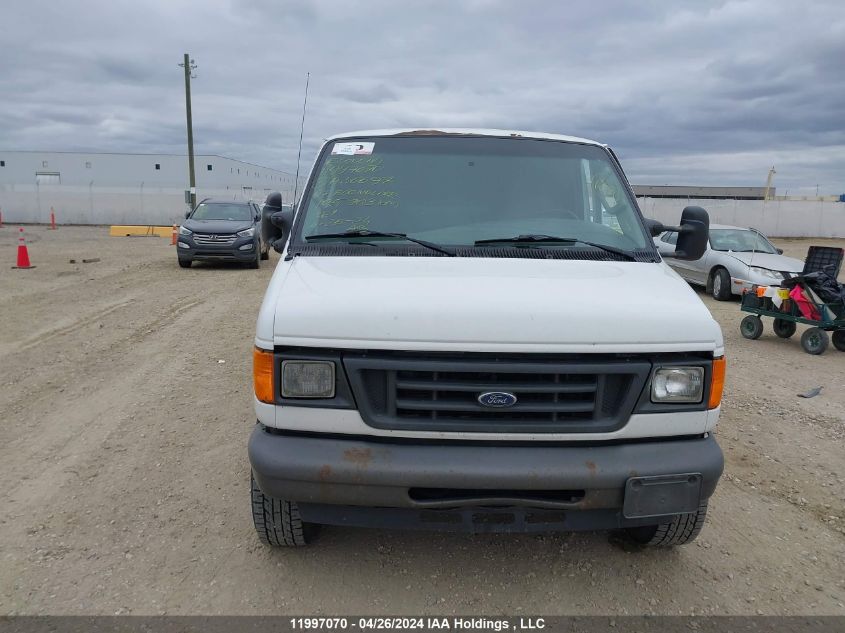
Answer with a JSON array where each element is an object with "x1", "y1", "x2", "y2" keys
[
  {"x1": 651, "y1": 367, "x2": 704, "y2": 403},
  {"x1": 237, "y1": 227, "x2": 255, "y2": 238},
  {"x1": 178, "y1": 226, "x2": 192, "y2": 236},
  {"x1": 281, "y1": 361, "x2": 335, "y2": 398},
  {"x1": 749, "y1": 266, "x2": 783, "y2": 280}
]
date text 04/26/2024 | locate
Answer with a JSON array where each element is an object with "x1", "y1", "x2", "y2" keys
[{"x1": 290, "y1": 618, "x2": 546, "y2": 631}]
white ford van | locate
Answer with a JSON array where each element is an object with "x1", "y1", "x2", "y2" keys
[{"x1": 251, "y1": 129, "x2": 725, "y2": 548}]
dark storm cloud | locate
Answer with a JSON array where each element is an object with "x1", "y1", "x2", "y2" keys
[{"x1": 1, "y1": 0, "x2": 843, "y2": 194}]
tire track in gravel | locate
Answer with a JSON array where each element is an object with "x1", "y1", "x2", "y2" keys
[{"x1": 17, "y1": 300, "x2": 135, "y2": 352}]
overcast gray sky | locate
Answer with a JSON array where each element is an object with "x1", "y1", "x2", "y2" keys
[{"x1": 1, "y1": 0, "x2": 843, "y2": 195}]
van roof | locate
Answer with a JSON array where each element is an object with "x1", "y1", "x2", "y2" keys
[{"x1": 325, "y1": 128, "x2": 605, "y2": 147}]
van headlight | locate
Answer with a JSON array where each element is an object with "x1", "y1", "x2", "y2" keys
[
  {"x1": 749, "y1": 266, "x2": 783, "y2": 280},
  {"x1": 281, "y1": 361, "x2": 335, "y2": 398},
  {"x1": 651, "y1": 367, "x2": 704, "y2": 403},
  {"x1": 237, "y1": 227, "x2": 255, "y2": 237}
]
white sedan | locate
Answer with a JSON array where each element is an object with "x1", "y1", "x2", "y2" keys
[{"x1": 654, "y1": 224, "x2": 804, "y2": 300}]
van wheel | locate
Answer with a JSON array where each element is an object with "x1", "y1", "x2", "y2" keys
[
  {"x1": 178, "y1": 258, "x2": 192, "y2": 268},
  {"x1": 251, "y1": 474, "x2": 318, "y2": 547},
  {"x1": 711, "y1": 268, "x2": 732, "y2": 301},
  {"x1": 833, "y1": 330, "x2": 845, "y2": 352},
  {"x1": 625, "y1": 501, "x2": 708, "y2": 547}
]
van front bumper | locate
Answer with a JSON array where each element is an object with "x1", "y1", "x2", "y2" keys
[{"x1": 249, "y1": 425, "x2": 723, "y2": 533}]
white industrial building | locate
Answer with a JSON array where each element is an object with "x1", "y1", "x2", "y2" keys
[{"x1": 0, "y1": 150, "x2": 298, "y2": 225}]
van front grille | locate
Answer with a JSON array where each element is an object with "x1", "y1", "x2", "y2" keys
[
  {"x1": 343, "y1": 354, "x2": 649, "y2": 433},
  {"x1": 395, "y1": 370, "x2": 600, "y2": 422}
]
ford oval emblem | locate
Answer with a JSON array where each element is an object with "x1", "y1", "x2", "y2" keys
[{"x1": 477, "y1": 391, "x2": 518, "y2": 408}]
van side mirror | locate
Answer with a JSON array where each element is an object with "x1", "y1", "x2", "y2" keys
[
  {"x1": 657, "y1": 206, "x2": 709, "y2": 261},
  {"x1": 644, "y1": 218, "x2": 665, "y2": 237},
  {"x1": 261, "y1": 192, "x2": 294, "y2": 253}
]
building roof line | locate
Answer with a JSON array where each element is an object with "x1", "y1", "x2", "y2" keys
[{"x1": 0, "y1": 150, "x2": 295, "y2": 176}]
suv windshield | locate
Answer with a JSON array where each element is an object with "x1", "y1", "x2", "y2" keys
[
  {"x1": 191, "y1": 203, "x2": 253, "y2": 221},
  {"x1": 709, "y1": 228, "x2": 777, "y2": 253},
  {"x1": 295, "y1": 136, "x2": 649, "y2": 253}
]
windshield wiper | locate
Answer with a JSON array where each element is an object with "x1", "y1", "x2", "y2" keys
[
  {"x1": 305, "y1": 230, "x2": 456, "y2": 256},
  {"x1": 474, "y1": 234, "x2": 637, "y2": 261}
]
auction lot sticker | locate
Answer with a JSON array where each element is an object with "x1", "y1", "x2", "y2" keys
[{"x1": 332, "y1": 142, "x2": 375, "y2": 155}]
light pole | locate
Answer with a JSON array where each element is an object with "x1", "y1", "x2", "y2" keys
[
  {"x1": 178, "y1": 54, "x2": 197, "y2": 209},
  {"x1": 764, "y1": 166, "x2": 776, "y2": 201}
]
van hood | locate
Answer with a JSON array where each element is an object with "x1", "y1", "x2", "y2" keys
[
  {"x1": 724, "y1": 251, "x2": 803, "y2": 273},
  {"x1": 267, "y1": 257, "x2": 723, "y2": 354}
]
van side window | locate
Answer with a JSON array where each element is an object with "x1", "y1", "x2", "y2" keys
[{"x1": 580, "y1": 158, "x2": 639, "y2": 238}]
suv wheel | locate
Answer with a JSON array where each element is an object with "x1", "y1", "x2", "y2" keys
[
  {"x1": 625, "y1": 501, "x2": 709, "y2": 547},
  {"x1": 178, "y1": 258, "x2": 192, "y2": 269},
  {"x1": 248, "y1": 252, "x2": 260, "y2": 269},
  {"x1": 251, "y1": 474, "x2": 318, "y2": 547}
]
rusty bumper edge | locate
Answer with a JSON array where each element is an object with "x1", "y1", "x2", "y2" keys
[{"x1": 248, "y1": 425, "x2": 723, "y2": 508}]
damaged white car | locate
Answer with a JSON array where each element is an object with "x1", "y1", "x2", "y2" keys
[{"x1": 654, "y1": 224, "x2": 804, "y2": 300}]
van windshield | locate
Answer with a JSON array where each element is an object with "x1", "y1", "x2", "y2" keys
[{"x1": 296, "y1": 136, "x2": 649, "y2": 252}]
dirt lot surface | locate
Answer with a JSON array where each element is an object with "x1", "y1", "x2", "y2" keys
[{"x1": 1, "y1": 226, "x2": 844, "y2": 616}]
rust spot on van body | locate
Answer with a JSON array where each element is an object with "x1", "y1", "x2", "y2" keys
[
  {"x1": 343, "y1": 447, "x2": 372, "y2": 468},
  {"x1": 318, "y1": 465, "x2": 333, "y2": 481},
  {"x1": 586, "y1": 460, "x2": 597, "y2": 476}
]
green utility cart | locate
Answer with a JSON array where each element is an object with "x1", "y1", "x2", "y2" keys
[{"x1": 739, "y1": 246, "x2": 845, "y2": 355}]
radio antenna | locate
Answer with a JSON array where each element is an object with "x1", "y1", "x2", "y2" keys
[{"x1": 292, "y1": 72, "x2": 310, "y2": 205}]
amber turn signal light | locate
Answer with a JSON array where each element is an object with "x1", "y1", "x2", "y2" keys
[
  {"x1": 708, "y1": 356, "x2": 726, "y2": 409},
  {"x1": 253, "y1": 347, "x2": 275, "y2": 404}
]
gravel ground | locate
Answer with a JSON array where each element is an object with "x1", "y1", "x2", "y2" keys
[{"x1": 0, "y1": 225, "x2": 843, "y2": 615}]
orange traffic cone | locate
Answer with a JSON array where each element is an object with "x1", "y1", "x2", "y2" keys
[
  {"x1": 13, "y1": 227, "x2": 35, "y2": 269},
  {"x1": 49, "y1": 207, "x2": 57, "y2": 230},
  {"x1": 171, "y1": 224, "x2": 178, "y2": 245}
]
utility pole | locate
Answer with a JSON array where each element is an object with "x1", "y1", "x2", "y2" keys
[{"x1": 179, "y1": 54, "x2": 197, "y2": 209}]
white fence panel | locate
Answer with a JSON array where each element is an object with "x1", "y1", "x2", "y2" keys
[
  {"x1": 1, "y1": 184, "x2": 843, "y2": 237},
  {"x1": 637, "y1": 197, "x2": 845, "y2": 238}
]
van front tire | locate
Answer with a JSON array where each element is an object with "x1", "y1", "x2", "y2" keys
[
  {"x1": 251, "y1": 474, "x2": 318, "y2": 547},
  {"x1": 624, "y1": 501, "x2": 709, "y2": 547}
]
